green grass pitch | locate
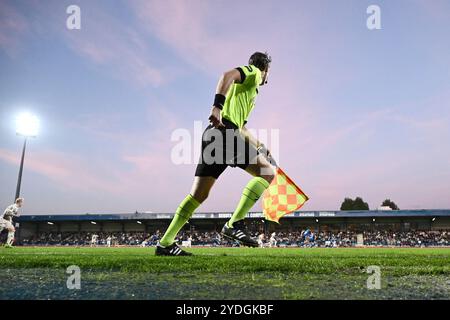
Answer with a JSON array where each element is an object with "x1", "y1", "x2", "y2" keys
[{"x1": 0, "y1": 247, "x2": 449, "y2": 299}]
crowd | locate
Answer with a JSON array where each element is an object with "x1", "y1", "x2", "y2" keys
[
  {"x1": 20, "y1": 231, "x2": 153, "y2": 246},
  {"x1": 18, "y1": 229, "x2": 449, "y2": 247},
  {"x1": 361, "y1": 230, "x2": 449, "y2": 247}
]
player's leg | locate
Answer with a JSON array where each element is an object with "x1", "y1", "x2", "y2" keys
[
  {"x1": 227, "y1": 153, "x2": 275, "y2": 227},
  {"x1": 158, "y1": 176, "x2": 217, "y2": 248},
  {"x1": 222, "y1": 154, "x2": 275, "y2": 247},
  {"x1": 5, "y1": 222, "x2": 15, "y2": 247},
  {"x1": 157, "y1": 124, "x2": 227, "y2": 255},
  {"x1": 0, "y1": 219, "x2": 5, "y2": 237}
]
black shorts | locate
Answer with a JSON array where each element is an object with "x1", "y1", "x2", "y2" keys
[{"x1": 194, "y1": 118, "x2": 259, "y2": 179}]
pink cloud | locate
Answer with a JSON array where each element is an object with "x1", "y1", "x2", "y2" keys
[
  {"x1": 15, "y1": 0, "x2": 177, "y2": 89},
  {"x1": 0, "y1": 1, "x2": 29, "y2": 58},
  {"x1": 45, "y1": 106, "x2": 196, "y2": 210},
  {"x1": 129, "y1": 0, "x2": 281, "y2": 74},
  {"x1": 0, "y1": 148, "x2": 123, "y2": 195},
  {"x1": 62, "y1": 14, "x2": 165, "y2": 88}
]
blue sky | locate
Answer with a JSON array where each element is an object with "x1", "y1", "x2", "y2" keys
[{"x1": 0, "y1": 0, "x2": 449, "y2": 214}]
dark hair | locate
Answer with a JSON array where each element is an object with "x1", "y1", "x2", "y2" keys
[{"x1": 248, "y1": 52, "x2": 271, "y2": 71}]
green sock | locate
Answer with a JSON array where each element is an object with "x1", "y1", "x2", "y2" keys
[
  {"x1": 160, "y1": 194, "x2": 200, "y2": 247},
  {"x1": 228, "y1": 177, "x2": 270, "y2": 227}
]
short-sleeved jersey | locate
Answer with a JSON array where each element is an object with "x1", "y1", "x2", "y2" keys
[
  {"x1": 221, "y1": 65, "x2": 262, "y2": 129},
  {"x1": 1, "y1": 204, "x2": 19, "y2": 221}
]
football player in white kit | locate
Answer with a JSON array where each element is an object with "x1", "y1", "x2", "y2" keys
[
  {"x1": 90, "y1": 233, "x2": 99, "y2": 247},
  {"x1": 269, "y1": 232, "x2": 277, "y2": 248},
  {"x1": 257, "y1": 233, "x2": 265, "y2": 247},
  {"x1": 106, "y1": 236, "x2": 112, "y2": 247},
  {"x1": 0, "y1": 198, "x2": 23, "y2": 248}
]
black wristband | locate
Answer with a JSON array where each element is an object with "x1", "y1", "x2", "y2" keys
[{"x1": 213, "y1": 94, "x2": 226, "y2": 110}]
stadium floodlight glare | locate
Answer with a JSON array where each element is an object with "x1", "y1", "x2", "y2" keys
[
  {"x1": 16, "y1": 112, "x2": 40, "y2": 137},
  {"x1": 14, "y1": 112, "x2": 40, "y2": 201}
]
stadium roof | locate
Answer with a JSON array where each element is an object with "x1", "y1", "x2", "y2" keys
[{"x1": 17, "y1": 209, "x2": 450, "y2": 222}]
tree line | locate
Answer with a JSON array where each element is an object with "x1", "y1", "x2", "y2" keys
[{"x1": 340, "y1": 198, "x2": 399, "y2": 211}]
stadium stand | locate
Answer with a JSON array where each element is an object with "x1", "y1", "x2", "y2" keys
[
  {"x1": 18, "y1": 229, "x2": 449, "y2": 247},
  {"x1": 14, "y1": 209, "x2": 450, "y2": 247}
]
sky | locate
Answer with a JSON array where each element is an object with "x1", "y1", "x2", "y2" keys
[{"x1": 0, "y1": 0, "x2": 449, "y2": 215}]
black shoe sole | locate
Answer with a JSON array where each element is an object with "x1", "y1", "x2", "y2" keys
[
  {"x1": 155, "y1": 248, "x2": 193, "y2": 256},
  {"x1": 155, "y1": 252, "x2": 193, "y2": 256},
  {"x1": 221, "y1": 232, "x2": 259, "y2": 248}
]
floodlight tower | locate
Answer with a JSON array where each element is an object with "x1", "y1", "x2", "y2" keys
[{"x1": 15, "y1": 112, "x2": 39, "y2": 200}]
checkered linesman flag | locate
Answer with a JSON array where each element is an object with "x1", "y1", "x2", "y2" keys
[{"x1": 262, "y1": 167, "x2": 309, "y2": 223}]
